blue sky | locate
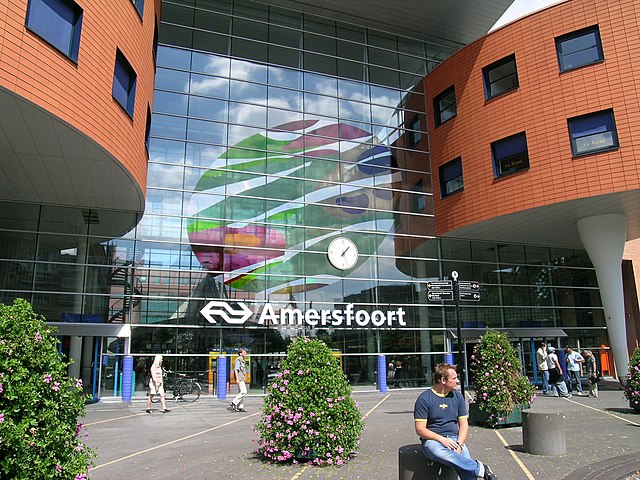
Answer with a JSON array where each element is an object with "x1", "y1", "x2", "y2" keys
[{"x1": 492, "y1": 0, "x2": 563, "y2": 30}]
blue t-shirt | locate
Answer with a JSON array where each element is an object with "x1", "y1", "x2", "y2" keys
[{"x1": 414, "y1": 388, "x2": 468, "y2": 438}]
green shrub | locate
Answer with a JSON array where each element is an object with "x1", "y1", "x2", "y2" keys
[
  {"x1": 623, "y1": 347, "x2": 640, "y2": 408},
  {"x1": 0, "y1": 299, "x2": 94, "y2": 479},
  {"x1": 470, "y1": 329, "x2": 536, "y2": 427},
  {"x1": 254, "y1": 337, "x2": 363, "y2": 466}
]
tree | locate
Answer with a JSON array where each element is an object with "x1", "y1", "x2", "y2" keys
[
  {"x1": 470, "y1": 329, "x2": 536, "y2": 427},
  {"x1": 0, "y1": 299, "x2": 94, "y2": 479},
  {"x1": 254, "y1": 337, "x2": 363, "y2": 466}
]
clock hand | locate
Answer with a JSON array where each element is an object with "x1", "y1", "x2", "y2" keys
[{"x1": 341, "y1": 246, "x2": 350, "y2": 257}]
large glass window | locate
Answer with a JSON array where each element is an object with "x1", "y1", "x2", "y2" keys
[
  {"x1": 113, "y1": 49, "x2": 138, "y2": 118},
  {"x1": 131, "y1": 0, "x2": 144, "y2": 18},
  {"x1": 482, "y1": 54, "x2": 518, "y2": 99},
  {"x1": 556, "y1": 25, "x2": 604, "y2": 72},
  {"x1": 25, "y1": 0, "x2": 83, "y2": 62},
  {"x1": 439, "y1": 157, "x2": 463, "y2": 197},
  {"x1": 433, "y1": 86, "x2": 456, "y2": 127},
  {"x1": 568, "y1": 109, "x2": 618, "y2": 157},
  {"x1": 491, "y1": 132, "x2": 529, "y2": 177}
]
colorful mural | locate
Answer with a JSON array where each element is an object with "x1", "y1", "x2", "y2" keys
[{"x1": 187, "y1": 119, "x2": 395, "y2": 294}]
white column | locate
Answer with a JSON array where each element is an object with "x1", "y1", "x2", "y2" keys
[
  {"x1": 69, "y1": 240, "x2": 87, "y2": 379},
  {"x1": 577, "y1": 214, "x2": 629, "y2": 379}
]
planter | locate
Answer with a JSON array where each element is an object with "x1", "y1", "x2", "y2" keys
[
  {"x1": 468, "y1": 402, "x2": 526, "y2": 427},
  {"x1": 631, "y1": 400, "x2": 640, "y2": 412}
]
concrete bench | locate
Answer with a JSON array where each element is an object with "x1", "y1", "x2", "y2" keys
[
  {"x1": 398, "y1": 444, "x2": 459, "y2": 480},
  {"x1": 522, "y1": 409, "x2": 566, "y2": 456}
]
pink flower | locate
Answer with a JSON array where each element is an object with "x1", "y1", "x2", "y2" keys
[
  {"x1": 52, "y1": 381, "x2": 61, "y2": 392},
  {"x1": 0, "y1": 413, "x2": 4, "y2": 423},
  {"x1": 75, "y1": 379, "x2": 83, "y2": 388},
  {"x1": 44, "y1": 374, "x2": 52, "y2": 383},
  {"x1": 34, "y1": 332, "x2": 43, "y2": 342},
  {"x1": 56, "y1": 465, "x2": 62, "y2": 473}
]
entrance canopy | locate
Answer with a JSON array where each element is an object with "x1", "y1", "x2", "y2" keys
[{"x1": 453, "y1": 328, "x2": 568, "y2": 340}]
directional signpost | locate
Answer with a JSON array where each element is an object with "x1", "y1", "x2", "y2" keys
[
  {"x1": 451, "y1": 272, "x2": 482, "y2": 396},
  {"x1": 427, "y1": 280, "x2": 454, "y2": 302}
]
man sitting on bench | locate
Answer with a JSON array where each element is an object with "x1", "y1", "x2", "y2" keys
[{"x1": 414, "y1": 363, "x2": 497, "y2": 480}]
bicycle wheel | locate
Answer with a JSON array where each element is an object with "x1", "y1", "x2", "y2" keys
[{"x1": 178, "y1": 381, "x2": 201, "y2": 402}]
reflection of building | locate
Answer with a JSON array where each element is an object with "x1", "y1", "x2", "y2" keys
[{"x1": 2, "y1": 0, "x2": 639, "y2": 399}]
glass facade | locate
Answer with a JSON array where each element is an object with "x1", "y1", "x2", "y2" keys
[{"x1": 0, "y1": 0, "x2": 609, "y2": 398}]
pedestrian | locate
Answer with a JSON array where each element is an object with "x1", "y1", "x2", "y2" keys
[
  {"x1": 583, "y1": 350, "x2": 599, "y2": 397},
  {"x1": 536, "y1": 342, "x2": 550, "y2": 394},
  {"x1": 387, "y1": 358, "x2": 396, "y2": 388},
  {"x1": 146, "y1": 354, "x2": 170, "y2": 413},
  {"x1": 413, "y1": 363, "x2": 497, "y2": 480},
  {"x1": 134, "y1": 357, "x2": 147, "y2": 392},
  {"x1": 546, "y1": 346, "x2": 571, "y2": 398},
  {"x1": 230, "y1": 349, "x2": 248, "y2": 412},
  {"x1": 565, "y1": 346, "x2": 584, "y2": 395}
]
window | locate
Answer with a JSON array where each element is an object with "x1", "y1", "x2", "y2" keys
[
  {"x1": 483, "y1": 54, "x2": 518, "y2": 99},
  {"x1": 25, "y1": 0, "x2": 83, "y2": 62},
  {"x1": 556, "y1": 26, "x2": 604, "y2": 72},
  {"x1": 491, "y1": 132, "x2": 529, "y2": 177},
  {"x1": 411, "y1": 180, "x2": 426, "y2": 212},
  {"x1": 568, "y1": 109, "x2": 618, "y2": 157},
  {"x1": 407, "y1": 117, "x2": 422, "y2": 148},
  {"x1": 131, "y1": 0, "x2": 144, "y2": 18},
  {"x1": 145, "y1": 106, "x2": 152, "y2": 150},
  {"x1": 439, "y1": 157, "x2": 463, "y2": 197},
  {"x1": 113, "y1": 50, "x2": 137, "y2": 118},
  {"x1": 433, "y1": 86, "x2": 456, "y2": 127}
]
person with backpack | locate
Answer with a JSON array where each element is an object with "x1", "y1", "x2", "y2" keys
[{"x1": 583, "y1": 350, "x2": 599, "y2": 397}]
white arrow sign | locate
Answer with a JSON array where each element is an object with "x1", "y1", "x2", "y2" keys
[{"x1": 200, "y1": 301, "x2": 253, "y2": 324}]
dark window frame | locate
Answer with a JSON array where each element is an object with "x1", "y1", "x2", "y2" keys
[
  {"x1": 482, "y1": 54, "x2": 518, "y2": 99},
  {"x1": 25, "y1": 0, "x2": 83, "y2": 63},
  {"x1": 491, "y1": 132, "x2": 529, "y2": 178},
  {"x1": 556, "y1": 25, "x2": 604, "y2": 73},
  {"x1": 410, "y1": 179, "x2": 426, "y2": 212},
  {"x1": 112, "y1": 49, "x2": 137, "y2": 119},
  {"x1": 433, "y1": 86, "x2": 456, "y2": 127},
  {"x1": 407, "y1": 116, "x2": 422, "y2": 148},
  {"x1": 568, "y1": 109, "x2": 619, "y2": 157},
  {"x1": 439, "y1": 157, "x2": 464, "y2": 198}
]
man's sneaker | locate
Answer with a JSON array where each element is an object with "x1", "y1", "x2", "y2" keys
[
  {"x1": 145, "y1": 409, "x2": 152, "y2": 414},
  {"x1": 483, "y1": 463, "x2": 497, "y2": 480},
  {"x1": 237, "y1": 408, "x2": 247, "y2": 412}
]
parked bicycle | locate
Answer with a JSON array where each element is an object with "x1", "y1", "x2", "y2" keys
[{"x1": 150, "y1": 372, "x2": 201, "y2": 403}]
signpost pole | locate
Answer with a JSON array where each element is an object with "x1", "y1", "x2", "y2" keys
[{"x1": 451, "y1": 271, "x2": 464, "y2": 396}]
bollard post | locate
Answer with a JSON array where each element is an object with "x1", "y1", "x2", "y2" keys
[
  {"x1": 217, "y1": 356, "x2": 228, "y2": 400},
  {"x1": 522, "y1": 410, "x2": 566, "y2": 455},
  {"x1": 121, "y1": 355, "x2": 133, "y2": 402},
  {"x1": 378, "y1": 355, "x2": 388, "y2": 392}
]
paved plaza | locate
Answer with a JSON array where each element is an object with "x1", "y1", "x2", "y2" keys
[{"x1": 84, "y1": 380, "x2": 640, "y2": 480}]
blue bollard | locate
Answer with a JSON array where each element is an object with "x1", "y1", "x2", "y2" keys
[
  {"x1": 378, "y1": 355, "x2": 388, "y2": 393},
  {"x1": 122, "y1": 355, "x2": 133, "y2": 402},
  {"x1": 217, "y1": 356, "x2": 228, "y2": 400}
]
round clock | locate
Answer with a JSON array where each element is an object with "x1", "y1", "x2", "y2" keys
[{"x1": 327, "y1": 237, "x2": 359, "y2": 270}]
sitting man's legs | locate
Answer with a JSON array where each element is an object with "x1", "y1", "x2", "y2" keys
[{"x1": 421, "y1": 438, "x2": 489, "y2": 480}]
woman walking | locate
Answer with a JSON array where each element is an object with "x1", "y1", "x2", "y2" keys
[{"x1": 146, "y1": 354, "x2": 170, "y2": 413}]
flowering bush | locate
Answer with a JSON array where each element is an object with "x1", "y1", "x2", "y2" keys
[
  {"x1": 470, "y1": 329, "x2": 536, "y2": 427},
  {"x1": 254, "y1": 337, "x2": 363, "y2": 466},
  {"x1": 0, "y1": 299, "x2": 94, "y2": 479},
  {"x1": 623, "y1": 347, "x2": 640, "y2": 409}
]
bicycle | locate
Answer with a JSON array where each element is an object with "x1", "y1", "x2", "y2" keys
[
  {"x1": 149, "y1": 372, "x2": 201, "y2": 403},
  {"x1": 172, "y1": 374, "x2": 201, "y2": 402}
]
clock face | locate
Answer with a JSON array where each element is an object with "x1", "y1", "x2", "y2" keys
[{"x1": 327, "y1": 237, "x2": 359, "y2": 270}]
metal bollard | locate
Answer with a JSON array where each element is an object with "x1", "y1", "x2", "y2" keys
[
  {"x1": 398, "y1": 444, "x2": 459, "y2": 480},
  {"x1": 522, "y1": 410, "x2": 566, "y2": 455}
]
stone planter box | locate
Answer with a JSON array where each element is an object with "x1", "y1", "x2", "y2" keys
[{"x1": 468, "y1": 402, "x2": 526, "y2": 427}]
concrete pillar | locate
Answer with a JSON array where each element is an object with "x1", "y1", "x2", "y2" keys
[
  {"x1": 68, "y1": 336, "x2": 82, "y2": 379},
  {"x1": 577, "y1": 214, "x2": 629, "y2": 379},
  {"x1": 522, "y1": 410, "x2": 566, "y2": 455}
]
